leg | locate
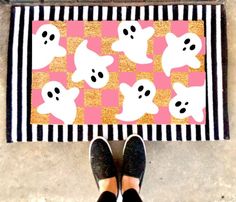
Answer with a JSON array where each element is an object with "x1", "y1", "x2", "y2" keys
[
  {"x1": 97, "y1": 191, "x2": 117, "y2": 202},
  {"x1": 123, "y1": 189, "x2": 143, "y2": 202}
]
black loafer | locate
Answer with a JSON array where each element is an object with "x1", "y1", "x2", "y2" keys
[
  {"x1": 122, "y1": 134, "x2": 146, "y2": 190},
  {"x1": 89, "y1": 137, "x2": 118, "y2": 191}
]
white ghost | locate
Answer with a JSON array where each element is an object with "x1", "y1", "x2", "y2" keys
[
  {"x1": 162, "y1": 32, "x2": 202, "y2": 77},
  {"x1": 32, "y1": 24, "x2": 66, "y2": 70},
  {"x1": 112, "y1": 21, "x2": 154, "y2": 64},
  {"x1": 116, "y1": 79, "x2": 159, "y2": 122},
  {"x1": 169, "y1": 82, "x2": 206, "y2": 122},
  {"x1": 72, "y1": 40, "x2": 114, "y2": 89},
  {"x1": 37, "y1": 81, "x2": 79, "y2": 124}
]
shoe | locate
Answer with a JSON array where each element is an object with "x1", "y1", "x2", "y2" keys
[
  {"x1": 89, "y1": 137, "x2": 118, "y2": 191},
  {"x1": 122, "y1": 134, "x2": 146, "y2": 191}
]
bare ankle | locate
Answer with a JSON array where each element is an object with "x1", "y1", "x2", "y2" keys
[
  {"x1": 99, "y1": 177, "x2": 118, "y2": 196},
  {"x1": 122, "y1": 175, "x2": 140, "y2": 194}
]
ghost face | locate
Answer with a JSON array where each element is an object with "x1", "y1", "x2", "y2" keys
[
  {"x1": 118, "y1": 21, "x2": 142, "y2": 41},
  {"x1": 41, "y1": 81, "x2": 66, "y2": 104},
  {"x1": 169, "y1": 96, "x2": 191, "y2": 119}
]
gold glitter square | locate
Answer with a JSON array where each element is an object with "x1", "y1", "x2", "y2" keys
[
  {"x1": 171, "y1": 72, "x2": 189, "y2": 86},
  {"x1": 74, "y1": 108, "x2": 84, "y2": 124},
  {"x1": 137, "y1": 114, "x2": 155, "y2": 124},
  {"x1": 171, "y1": 117, "x2": 188, "y2": 124},
  {"x1": 32, "y1": 72, "x2": 49, "y2": 89},
  {"x1": 189, "y1": 21, "x2": 204, "y2": 37},
  {"x1": 84, "y1": 22, "x2": 101, "y2": 37},
  {"x1": 51, "y1": 21, "x2": 67, "y2": 37},
  {"x1": 101, "y1": 38, "x2": 117, "y2": 55},
  {"x1": 119, "y1": 55, "x2": 136, "y2": 72},
  {"x1": 105, "y1": 72, "x2": 119, "y2": 89},
  {"x1": 154, "y1": 21, "x2": 171, "y2": 37},
  {"x1": 102, "y1": 107, "x2": 119, "y2": 124},
  {"x1": 67, "y1": 72, "x2": 84, "y2": 89},
  {"x1": 154, "y1": 89, "x2": 171, "y2": 107},
  {"x1": 49, "y1": 56, "x2": 67, "y2": 72},
  {"x1": 147, "y1": 39, "x2": 154, "y2": 55},
  {"x1": 136, "y1": 72, "x2": 154, "y2": 81},
  {"x1": 84, "y1": 90, "x2": 101, "y2": 107},
  {"x1": 189, "y1": 55, "x2": 205, "y2": 72},
  {"x1": 67, "y1": 37, "x2": 83, "y2": 55},
  {"x1": 153, "y1": 55, "x2": 163, "y2": 72},
  {"x1": 31, "y1": 107, "x2": 49, "y2": 124}
]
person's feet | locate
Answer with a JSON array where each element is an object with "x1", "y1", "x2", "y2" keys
[
  {"x1": 89, "y1": 137, "x2": 118, "y2": 196},
  {"x1": 121, "y1": 134, "x2": 146, "y2": 194}
]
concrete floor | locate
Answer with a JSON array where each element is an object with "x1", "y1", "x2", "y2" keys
[{"x1": 0, "y1": 1, "x2": 236, "y2": 201}]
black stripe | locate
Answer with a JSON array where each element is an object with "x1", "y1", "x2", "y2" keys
[
  {"x1": 49, "y1": 6, "x2": 55, "y2": 21},
  {"x1": 137, "y1": 125, "x2": 143, "y2": 138},
  {"x1": 186, "y1": 125, "x2": 191, "y2": 141},
  {"x1": 176, "y1": 125, "x2": 182, "y2": 141},
  {"x1": 154, "y1": 6, "x2": 158, "y2": 20},
  {"x1": 144, "y1": 6, "x2": 149, "y2": 20},
  {"x1": 211, "y1": 6, "x2": 219, "y2": 140},
  {"x1": 166, "y1": 125, "x2": 172, "y2": 141},
  {"x1": 196, "y1": 125, "x2": 201, "y2": 141},
  {"x1": 156, "y1": 125, "x2": 162, "y2": 141},
  {"x1": 107, "y1": 6, "x2": 112, "y2": 20},
  {"x1": 183, "y1": 5, "x2": 188, "y2": 20},
  {"x1": 221, "y1": 5, "x2": 229, "y2": 140},
  {"x1": 69, "y1": 6, "x2": 73, "y2": 20},
  {"x1": 98, "y1": 6, "x2": 102, "y2": 21},
  {"x1": 17, "y1": 7, "x2": 25, "y2": 142},
  {"x1": 59, "y1": 6, "x2": 64, "y2": 21},
  {"x1": 127, "y1": 125, "x2": 133, "y2": 136},
  {"x1": 68, "y1": 125, "x2": 73, "y2": 142},
  {"x1": 37, "y1": 125, "x2": 43, "y2": 141},
  {"x1": 192, "y1": 5, "x2": 198, "y2": 21},
  {"x1": 58, "y1": 125, "x2": 63, "y2": 142},
  {"x1": 126, "y1": 6, "x2": 131, "y2": 20},
  {"x1": 108, "y1": 125, "x2": 113, "y2": 141},
  {"x1": 118, "y1": 125, "x2": 123, "y2": 140},
  {"x1": 173, "y1": 5, "x2": 178, "y2": 20},
  {"x1": 77, "y1": 125, "x2": 83, "y2": 141},
  {"x1": 163, "y1": 5, "x2": 168, "y2": 20},
  {"x1": 147, "y1": 125, "x2": 152, "y2": 140},
  {"x1": 78, "y1": 6, "x2": 83, "y2": 20},
  {"x1": 117, "y1": 7, "x2": 122, "y2": 21},
  {"x1": 26, "y1": 6, "x2": 33, "y2": 142},
  {"x1": 48, "y1": 125, "x2": 53, "y2": 142},
  {"x1": 6, "y1": 7, "x2": 15, "y2": 143},
  {"x1": 135, "y1": 6, "x2": 140, "y2": 20},
  {"x1": 88, "y1": 6, "x2": 93, "y2": 21},
  {"x1": 203, "y1": 5, "x2": 210, "y2": 141},
  {"x1": 39, "y1": 6, "x2": 44, "y2": 20},
  {"x1": 98, "y1": 125, "x2": 103, "y2": 136},
  {"x1": 88, "y1": 125, "x2": 93, "y2": 141}
]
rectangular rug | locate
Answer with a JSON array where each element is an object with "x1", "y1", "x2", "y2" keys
[{"x1": 7, "y1": 4, "x2": 229, "y2": 142}]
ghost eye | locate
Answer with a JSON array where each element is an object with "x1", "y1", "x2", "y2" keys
[
  {"x1": 138, "y1": 85, "x2": 144, "y2": 92},
  {"x1": 98, "y1": 72, "x2": 103, "y2": 78},
  {"x1": 123, "y1": 29, "x2": 128, "y2": 35},
  {"x1": 175, "y1": 101, "x2": 181, "y2": 107},
  {"x1": 49, "y1": 34, "x2": 55, "y2": 41},
  {"x1": 54, "y1": 87, "x2": 60, "y2": 94},
  {"x1": 184, "y1": 38, "x2": 190, "y2": 44},
  {"x1": 185, "y1": 102, "x2": 189, "y2": 105},
  {"x1": 130, "y1": 25, "x2": 136, "y2": 32},
  {"x1": 145, "y1": 90, "x2": 150, "y2": 96},
  {"x1": 47, "y1": 91, "x2": 53, "y2": 98},
  {"x1": 92, "y1": 69, "x2": 95, "y2": 73},
  {"x1": 42, "y1": 31, "x2": 47, "y2": 38}
]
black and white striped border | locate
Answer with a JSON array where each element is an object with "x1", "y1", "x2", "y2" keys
[{"x1": 6, "y1": 5, "x2": 229, "y2": 142}]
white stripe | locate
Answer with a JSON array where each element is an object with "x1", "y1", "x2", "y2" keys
[
  {"x1": 44, "y1": 6, "x2": 50, "y2": 20},
  {"x1": 191, "y1": 125, "x2": 196, "y2": 141},
  {"x1": 102, "y1": 7, "x2": 108, "y2": 20},
  {"x1": 152, "y1": 124, "x2": 157, "y2": 141},
  {"x1": 197, "y1": 5, "x2": 203, "y2": 20},
  {"x1": 131, "y1": 6, "x2": 135, "y2": 20},
  {"x1": 32, "y1": 124, "x2": 37, "y2": 142},
  {"x1": 142, "y1": 125, "x2": 147, "y2": 140},
  {"x1": 178, "y1": 5, "x2": 184, "y2": 20},
  {"x1": 149, "y1": 6, "x2": 154, "y2": 20},
  {"x1": 34, "y1": 6, "x2": 39, "y2": 20},
  {"x1": 53, "y1": 125, "x2": 58, "y2": 142},
  {"x1": 83, "y1": 6, "x2": 88, "y2": 20},
  {"x1": 167, "y1": 5, "x2": 173, "y2": 20},
  {"x1": 73, "y1": 7, "x2": 78, "y2": 20},
  {"x1": 123, "y1": 125, "x2": 127, "y2": 140},
  {"x1": 121, "y1": 7, "x2": 127, "y2": 20},
  {"x1": 158, "y1": 5, "x2": 163, "y2": 20},
  {"x1": 171, "y1": 125, "x2": 176, "y2": 141},
  {"x1": 21, "y1": 7, "x2": 30, "y2": 142},
  {"x1": 93, "y1": 124, "x2": 98, "y2": 138},
  {"x1": 103, "y1": 124, "x2": 108, "y2": 139},
  {"x1": 72, "y1": 125, "x2": 77, "y2": 142},
  {"x1": 188, "y1": 5, "x2": 193, "y2": 20},
  {"x1": 181, "y1": 125, "x2": 187, "y2": 141},
  {"x1": 113, "y1": 125, "x2": 118, "y2": 141},
  {"x1": 83, "y1": 125, "x2": 88, "y2": 141},
  {"x1": 54, "y1": 6, "x2": 60, "y2": 20},
  {"x1": 64, "y1": 6, "x2": 69, "y2": 20},
  {"x1": 140, "y1": 6, "x2": 145, "y2": 20},
  {"x1": 216, "y1": 5, "x2": 224, "y2": 140},
  {"x1": 201, "y1": 125, "x2": 206, "y2": 141},
  {"x1": 63, "y1": 126, "x2": 68, "y2": 142},
  {"x1": 112, "y1": 7, "x2": 117, "y2": 20},
  {"x1": 161, "y1": 125, "x2": 167, "y2": 141},
  {"x1": 93, "y1": 6, "x2": 99, "y2": 20},
  {"x1": 206, "y1": 5, "x2": 214, "y2": 140},
  {"x1": 132, "y1": 124, "x2": 138, "y2": 135},
  {"x1": 43, "y1": 125, "x2": 48, "y2": 142}
]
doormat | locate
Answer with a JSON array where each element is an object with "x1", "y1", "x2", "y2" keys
[{"x1": 7, "y1": 5, "x2": 229, "y2": 142}]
